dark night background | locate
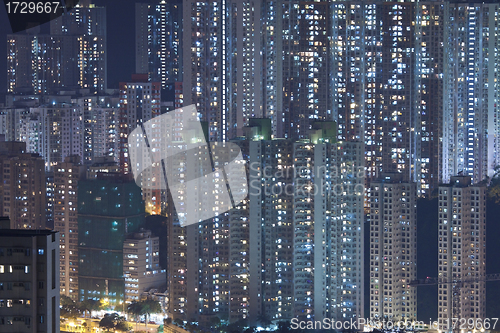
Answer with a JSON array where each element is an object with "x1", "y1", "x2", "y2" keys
[{"x1": 1, "y1": 0, "x2": 500, "y2": 323}]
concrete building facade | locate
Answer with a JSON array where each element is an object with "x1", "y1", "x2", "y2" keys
[{"x1": 0, "y1": 222, "x2": 60, "y2": 333}]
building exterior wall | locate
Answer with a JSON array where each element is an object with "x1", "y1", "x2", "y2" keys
[
  {"x1": 370, "y1": 175, "x2": 417, "y2": 320},
  {"x1": 54, "y1": 156, "x2": 85, "y2": 300},
  {"x1": 437, "y1": 176, "x2": 486, "y2": 330},
  {"x1": 0, "y1": 228, "x2": 60, "y2": 333},
  {"x1": 123, "y1": 230, "x2": 166, "y2": 304},
  {"x1": 78, "y1": 175, "x2": 145, "y2": 306},
  {"x1": 0, "y1": 142, "x2": 46, "y2": 230}
]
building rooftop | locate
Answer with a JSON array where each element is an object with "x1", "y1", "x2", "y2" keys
[
  {"x1": 440, "y1": 175, "x2": 483, "y2": 188},
  {"x1": 0, "y1": 229, "x2": 57, "y2": 237}
]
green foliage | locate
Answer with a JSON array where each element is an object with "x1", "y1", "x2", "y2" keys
[
  {"x1": 115, "y1": 320, "x2": 132, "y2": 332},
  {"x1": 60, "y1": 295, "x2": 76, "y2": 307},
  {"x1": 60, "y1": 295, "x2": 80, "y2": 319},
  {"x1": 173, "y1": 318, "x2": 184, "y2": 327},
  {"x1": 127, "y1": 299, "x2": 162, "y2": 325},
  {"x1": 79, "y1": 299, "x2": 103, "y2": 318},
  {"x1": 99, "y1": 313, "x2": 128, "y2": 332}
]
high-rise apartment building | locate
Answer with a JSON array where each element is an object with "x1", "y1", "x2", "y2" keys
[
  {"x1": 50, "y1": 1, "x2": 107, "y2": 93},
  {"x1": 181, "y1": 0, "x2": 263, "y2": 140},
  {"x1": 0, "y1": 141, "x2": 46, "y2": 230},
  {"x1": 369, "y1": 174, "x2": 417, "y2": 320},
  {"x1": 167, "y1": 120, "x2": 365, "y2": 324},
  {"x1": 6, "y1": 34, "x2": 80, "y2": 94},
  {"x1": 76, "y1": 96, "x2": 120, "y2": 166},
  {"x1": 45, "y1": 172, "x2": 54, "y2": 230},
  {"x1": 6, "y1": 2, "x2": 106, "y2": 95},
  {"x1": 263, "y1": 1, "x2": 331, "y2": 140},
  {"x1": 135, "y1": 2, "x2": 151, "y2": 76},
  {"x1": 437, "y1": 176, "x2": 486, "y2": 329},
  {"x1": 136, "y1": 0, "x2": 182, "y2": 90},
  {"x1": 78, "y1": 174, "x2": 145, "y2": 305},
  {"x1": 248, "y1": 138, "x2": 294, "y2": 322},
  {"x1": 38, "y1": 104, "x2": 84, "y2": 171},
  {"x1": 165, "y1": 129, "x2": 244, "y2": 323},
  {"x1": 118, "y1": 74, "x2": 161, "y2": 175},
  {"x1": 0, "y1": 96, "x2": 118, "y2": 171},
  {"x1": 0, "y1": 220, "x2": 60, "y2": 333},
  {"x1": 416, "y1": 3, "x2": 445, "y2": 194},
  {"x1": 53, "y1": 156, "x2": 85, "y2": 300},
  {"x1": 291, "y1": 138, "x2": 365, "y2": 322},
  {"x1": 118, "y1": 75, "x2": 162, "y2": 215},
  {"x1": 123, "y1": 229, "x2": 166, "y2": 303},
  {"x1": 330, "y1": 2, "x2": 422, "y2": 193},
  {"x1": 328, "y1": 1, "x2": 499, "y2": 196},
  {"x1": 442, "y1": 3, "x2": 500, "y2": 184}
]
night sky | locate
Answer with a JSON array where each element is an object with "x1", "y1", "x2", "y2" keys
[{"x1": 0, "y1": 0, "x2": 149, "y2": 97}]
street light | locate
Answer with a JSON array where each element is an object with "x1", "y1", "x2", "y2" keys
[{"x1": 119, "y1": 301, "x2": 126, "y2": 317}]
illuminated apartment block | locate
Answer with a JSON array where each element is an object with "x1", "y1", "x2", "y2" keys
[
  {"x1": 0, "y1": 141, "x2": 46, "y2": 230},
  {"x1": 50, "y1": 1, "x2": 107, "y2": 93},
  {"x1": 53, "y1": 156, "x2": 85, "y2": 300},
  {"x1": 118, "y1": 75, "x2": 161, "y2": 214},
  {"x1": 329, "y1": 2, "x2": 451, "y2": 196},
  {"x1": 38, "y1": 104, "x2": 84, "y2": 171},
  {"x1": 248, "y1": 138, "x2": 294, "y2": 321},
  {"x1": 166, "y1": 140, "x2": 246, "y2": 324},
  {"x1": 262, "y1": 1, "x2": 330, "y2": 139},
  {"x1": 118, "y1": 75, "x2": 161, "y2": 174},
  {"x1": 75, "y1": 96, "x2": 120, "y2": 166},
  {"x1": 0, "y1": 222, "x2": 60, "y2": 333},
  {"x1": 86, "y1": 157, "x2": 120, "y2": 179},
  {"x1": 123, "y1": 230, "x2": 166, "y2": 303},
  {"x1": 437, "y1": 176, "x2": 486, "y2": 330},
  {"x1": 182, "y1": 0, "x2": 263, "y2": 140},
  {"x1": 6, "y1": 34, "x2": 79, "y2": 94},
  {"x1": 416, "y1": 3, "x2": 445, "y2": 195},
  {"x1": 369, "y1": 174, "x2": 417, "y2": 320},
  {"x1": 292, "y1": 138, "x2": 364, "y2": 322},
  {"x1": 442, "y1": 3, "x2": 500, "y2": 184},
  {"x1": 135, "y1": 0, "x2": 182, "y2": 90},
  {"x1": 325, "y1": 141, "x2": 365, "y2": 321},
  {"x1": 7, "y1": 2, "x2": 107, "y2": 95}
]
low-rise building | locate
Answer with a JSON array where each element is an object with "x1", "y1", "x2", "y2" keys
[{"x1": 123, "y1": 229, "x2": 166, "y2": 303}]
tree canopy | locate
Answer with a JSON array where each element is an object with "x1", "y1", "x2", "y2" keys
[{"x1": 99, "y1": 313, "x2": 129, "y2": 332}]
